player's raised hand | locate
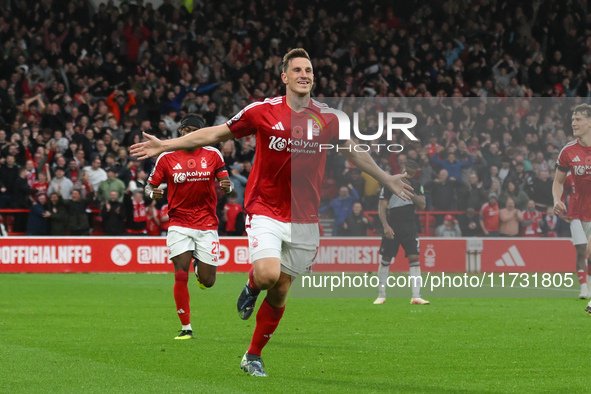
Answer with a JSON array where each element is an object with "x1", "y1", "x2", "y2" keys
[
  {"x1": 220, "y1": 179, "x2": 234, "y2": 194},
  {"x1": 385, "y1": 173, "x2": 414, "y2": 201},
  {"x1": 130, "y1": 132, "x2": 164, "y2": 160},
  {"x1": 553, "y1": 200, "x2": 566, "y2": 216}
]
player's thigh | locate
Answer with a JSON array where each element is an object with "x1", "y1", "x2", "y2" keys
[
  {"x1": 193, "y1": 230, "x2": 222, "y2": 266},
  {"x1": 571, "y1": 220, "x2": 588, "y2": 245},
  {"x1": 380, "y1": 236, "x2": 400, "y2": 260},
  {"x1": 171, "y1": 251, "x2": 193, "y2": 272},
  {"x1": 281, "y1": 222, "x2": 319, "y2": 276},
  {"x1": 581, "y1": 221, "x2": 591, "y2": 242},
  {"x1": 400, "y1": 232, "x2": 420, "y2": 258},
  {"x1": 167, "y1": 226, "x2": 196, "y2": 270},
  {"x1": 247, "y1": 215, "x2": 286, "y2": 262}
]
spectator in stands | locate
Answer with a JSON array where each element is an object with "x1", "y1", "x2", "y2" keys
[
  {"x1": 146, "y1": 200, "x2": 161, "y2": 236},
  {"x1": 521, "y1": 200, "x2": 543, "y2": 237},
  {"x1": 462, "y1": 172, "x2": 488, "y2": 211},
  {"x1": 47, "y1": 167, "x2": 74, "y2": 200},
  {"x1": 84, "y1": 155, "x2": 108, "y2": 192},
  {"x1": 0, "y1": 155, "x2": 19, "y2": 208},
  {"x1": 159, "y1": 203, "x2": 170, "y2": 236},
  {"x1": 498, "y1": 180, "x2": 529, "y2": 210},
  {"x1": 436, "y1": 214, "x2": 461, "y2": 237},
  {"x1": 532, "y1": 169, "x2": 553, "y2": 212},
  {"x1": 342, "y1": 202, "x2": 372, "y2": 236},
  {"x1": 343, "y1": 168, "x2": 365, "y2": 200},
  {"x1": 229, "y1": 163, "x2": 248, "y2": 205},
  {"x1": 43, "y1": 192, "x2": 68, "y2": 235},
  {"x1": 98, "y1": 168, "x2": 126, "y2": 204},
  {"x1": 319, "y1": 185, "x2": 360, "y2": 236},
  {"x1": 65, "y1": 189, "x2": 92, "y2": 236},
  {"x1": 425, "y1": 169, "x2": 464, "y2": 223},
  {"x1": 542, "y1": 211, "x2": 559, "y2": 237},
  {"x1": 101, "y1": 191, "x2": 126, "y2": 236},
  {"x1": 223, "y1": 191, "x2": 245, "y2": 236},
  {"x1": 459, "y1": 207, "x2": 486, "y2": 237},
  {"x1": 123, "y1": 189, "x2": 147, "y2": 236},
  {"x1": 499, "y1": 197, "x2": 523, "y2": 237},
  {"x1": 431, "y1": 146, "x2": 473, "y2": 181},
  {"x1": 26, "y1": 193, "x2": 48, "y2": 235},
  {"x1": 481, "y1": 192, "x2": 500, "y2": 236}
]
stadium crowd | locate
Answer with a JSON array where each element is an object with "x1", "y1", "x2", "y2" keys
[{"x1": 0, "y1": 0, "x2": 589, "y2": 237}]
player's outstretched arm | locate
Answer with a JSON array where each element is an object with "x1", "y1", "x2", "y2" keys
[
  {"x1": 338, "y1": 140, "x2": 413, "y2": 201},
  {"x1": 130, "y1": 124, "x2": 234, "y2": 159},
  {"x1": 552, "y1": 169, "x2": 567, "y2": 215}
]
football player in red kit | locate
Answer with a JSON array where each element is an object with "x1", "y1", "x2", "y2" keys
[
  {"x1": 145, "y1": 114, "x2": 233, "y2": 339},
  {"x1": 132, "y1": 49, "x2": 414, "y2": 375}
]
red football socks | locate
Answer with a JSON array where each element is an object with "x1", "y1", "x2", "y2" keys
[
  {"x1": 248, "y1": 267, "x2": 259, "y2": 291},
  {"x1": 247, "y1": 299, "x2": 285, "y2": 356},
  {"x1": 578, "y1": 270, "x2": 587, "y2": 285},
  {"x1": 174, "y1": 270, "x2": 191, "y2": 325}
]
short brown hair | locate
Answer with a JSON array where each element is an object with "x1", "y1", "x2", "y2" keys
[
  {"x1": 282, "y1": 48, "x2": 311, "y2": 73},
  {"x1": 573, "y1": 103, "x2": 591, "y2": 118}
]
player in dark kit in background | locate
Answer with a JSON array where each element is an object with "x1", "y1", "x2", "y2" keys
[
  {"x1": 131, "y1": 49, "x2": 414, "y2": 376},
  {"x1": 374, "y1": 159, "x2": 429, "y2": 305},
  {"x1": 145, "y1": 114, "x2": 233, "y2": 339}
]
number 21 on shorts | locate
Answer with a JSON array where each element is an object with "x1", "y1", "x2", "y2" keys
[{"x1": 211, "y1": 241, "x2": 220, "y2": 262}]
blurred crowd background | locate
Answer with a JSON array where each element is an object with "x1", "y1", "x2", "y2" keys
[{"x1": 0, "y1": 0, "x2": 588, "y2": 237}]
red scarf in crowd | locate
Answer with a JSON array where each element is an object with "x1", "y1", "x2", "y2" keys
[{"x1": 132, "y1": 199, "x2": 147, "y2": 223}]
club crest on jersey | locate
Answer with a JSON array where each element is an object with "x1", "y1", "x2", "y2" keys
[
  {"x1": 201, "y1": 157, "x2": 207, "y2": 169},
  {"x1": 187, "y1": 159, "x2": 196, "y2": 168}
]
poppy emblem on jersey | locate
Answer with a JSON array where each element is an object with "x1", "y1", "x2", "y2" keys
[
  {"x1": 201, "y1": 157, "x2": 207, "y2": 169},
  {"x1": 586, "y1": 156, "x2": 591, "y2": 166},
  {"x1": 292, "y1": 125, "x2": 304, "y2": 139},
  {"x1": 187, "y1": 159, "x2": 196, "y2": 168}
]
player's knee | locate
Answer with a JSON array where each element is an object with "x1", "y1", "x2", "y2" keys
[
  {"x1": 199, "y1": 274, "x2": 216, "y2": 288},
  {"x1": 256, "y1": 272, "x2": 280, "y2": 289},
  {"x1": 380, "y1": 258, "x2": 393, "y2": 267},
  {"x1": 408, "y1": 257, "x2": 420, "y2": 267}
]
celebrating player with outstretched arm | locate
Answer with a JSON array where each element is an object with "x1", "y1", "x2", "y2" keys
[
  {"x1": 145, "y1": 114, "x2": 233, "y2": 340},
  {"x1": 553, "y1": 104, "x2": 591, "y2": 308},
  {"x1": 131, "y1": 48, "x2": 414, "y2": 377}
]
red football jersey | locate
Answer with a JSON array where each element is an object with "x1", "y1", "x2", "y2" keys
[
  {"x1": 480, "y1": 202, "x2": 499, "y2": 232},
  {"x1": 159, "y1": 204, "x2": 170, "y2": 231},
  {"x1": 148, "y1": 147, "x2": 228, "y2": 230},
  {"x1": 32, "y1": 181, "x2": 48, "y2": 195},
  {"x1": 226, "y1": 96, "x2": 339, "y2": 223},
  {"x1": 224, "y1": 202, "x2": 243, "y2": 232},
  {"x1": 557, "y1": 140, "x2": 591, "y2": 221},
  {"x1": 521, "y1": 210, "x2": 543, "y2": 236}
]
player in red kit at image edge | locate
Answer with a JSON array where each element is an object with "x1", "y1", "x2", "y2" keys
[
  {"x1": 553, "y1": 104, "x2": 591, "y2": 305},
  {"x1": 145, "y1": 114, "x2": 233, "y2": 339},
  {"x1": 131, "y1": 48, "x2": 414, "y2": 376}
]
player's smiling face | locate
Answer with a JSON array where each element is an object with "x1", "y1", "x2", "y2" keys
[
  {"x1": 282, "y1": 57, "x2": 314, "y2": 96},
  {"x1": 572, "y1": 113, "x2": 591, "y2": 138}
]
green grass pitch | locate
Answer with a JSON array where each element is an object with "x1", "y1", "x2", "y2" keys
[{"x1": 1, "y1": 273, "x2": 590, "y2": 393}]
